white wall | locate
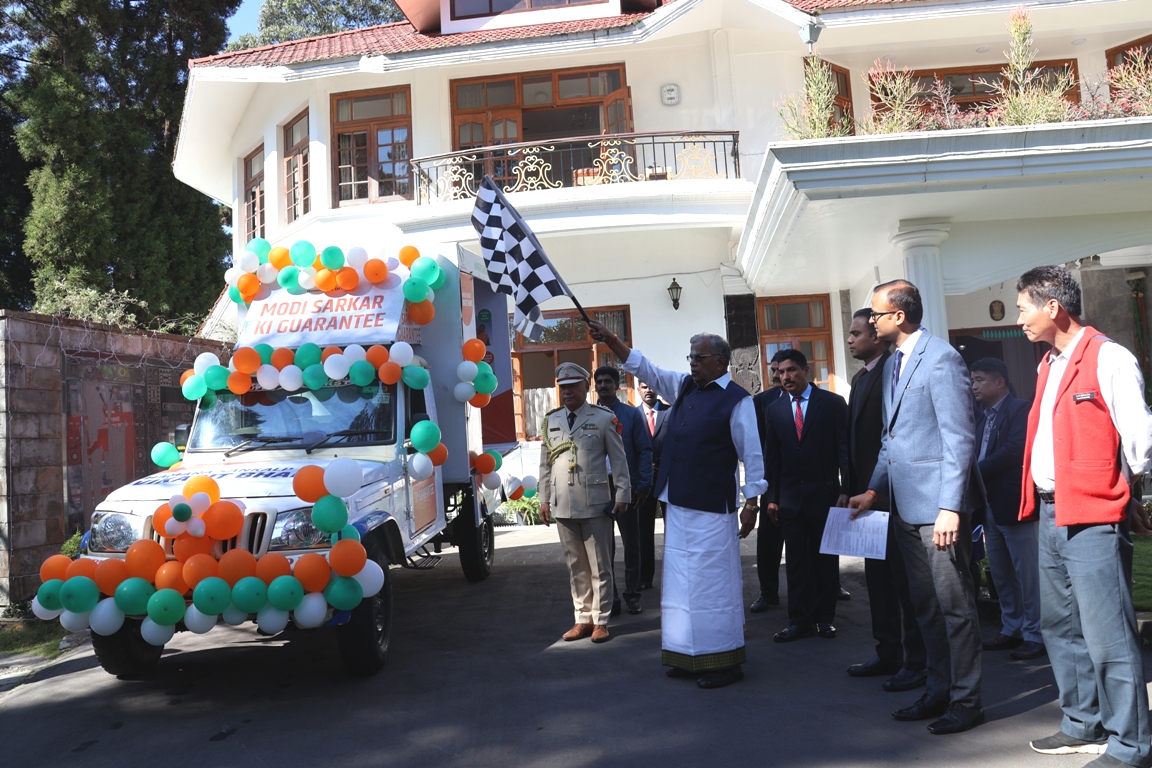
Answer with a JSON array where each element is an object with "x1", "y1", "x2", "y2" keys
[{"x1": 945, "y1": 282, "x2": 1023, "y2": 331}]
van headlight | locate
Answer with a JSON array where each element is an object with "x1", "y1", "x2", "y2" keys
[
  {"x1": 269, "y1": 508, "x2": 329, "y2": 551},
  {"x1": 89, "y1": 512, "x2": 143, "y2": 552}
]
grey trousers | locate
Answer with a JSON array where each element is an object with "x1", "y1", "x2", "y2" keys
[
  {"x1": 556, "y1": 516, "x2": 615, "y2": 625},
  {"x1": 984, "y1": 515, "x2": 1042, "y2": 643},
  {"x1": 1038, "y1": 499, "x2": 1151, "y2": 767},
  {"x1": 893, "y1": 508, "x2": 983, "y2": 709}
]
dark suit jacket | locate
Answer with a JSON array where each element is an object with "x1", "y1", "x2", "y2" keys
[
  {"x1": 763, "y1": 386, "x2": 849, "y2": 517},
  {"x1": 847, "y1": 353, "x2": 891, "y2": 504},
  {"x1": 638, "y1": 401, "x2": 670, "y2": 472},
  {"x1": 753, "y1": 387, "x2": 786, "y2": 452},
  {"x1": 975, "y1": 394, "x2": 1029, "y2": 526}
]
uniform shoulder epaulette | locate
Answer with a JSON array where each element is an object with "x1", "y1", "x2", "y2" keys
[
  {"x1": 592, "y1": 404, "x2": 615, "y2": 414},
  {"x1": 545, "y1": 406, "x2": 564, "y2": 416}
]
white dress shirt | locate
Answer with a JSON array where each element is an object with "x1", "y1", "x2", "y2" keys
[
  {"x1": 1030, "y1": 327, "x2": 1152, "y2": 489},
  {"x1": 622, "y1": 349, "x2": 767, "y2": 502},
  {"x1": 789, "y1": 383, "x2": 814, "y2": 421},
  {"x1": 895, "y1": 328, "x2": 925, "y2": 380}
]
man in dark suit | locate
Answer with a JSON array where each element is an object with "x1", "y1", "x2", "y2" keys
[
  {"x1": 844, "y1": 309, "x2": 927, "y2": 692},
  {"x1": 636, "y1": 380, "x2": 668, "y2": 590},
  {"x1": 750, "y1": 352, "x2": 786, "y2": 612},
  {"x1": 970, "y1": 358, "x2": 1043, "y2": 661},
  {"x1": 761, "y1": 349, "x2": 849, "y2": 642}
]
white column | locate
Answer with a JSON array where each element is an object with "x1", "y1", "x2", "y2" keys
[{"x1": 891, "y1": 219, "x2": 951, "y2": 337}]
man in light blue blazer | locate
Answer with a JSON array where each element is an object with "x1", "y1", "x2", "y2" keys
[{"x1": 850, "y1": 279, "x2": 986, "y2": 736}]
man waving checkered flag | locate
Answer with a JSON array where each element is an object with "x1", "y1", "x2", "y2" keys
[{"x1": 471, "y1": 175, "x2": 584, "y2": 341}]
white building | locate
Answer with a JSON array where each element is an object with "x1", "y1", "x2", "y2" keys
[{"x1": 176, "y1": 0, "x2": 1152, "y2": 442}]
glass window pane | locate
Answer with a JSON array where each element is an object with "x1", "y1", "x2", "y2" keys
[
  {"x1": 457, "y1": 83, "x2": 485, "y2": 109},
  {"x1": 812, "y1": 339, "x2": 827, "y2": 359},
  {"x1": 808, "y1": 301, "x2": 825, "y2": 328},
  {"x1": 558, "y1": 72, "x2": 589, "y2": 99},
  {"x1": 337, "y1": 99, "x2": 351, "y2": 122},
  {"x1": 522, "y1": 75, "x2": 553, "y2": 106},
  {"x1": 590, "y1": 69, "x2": 621, "y2": 96},
  {"x1": 762, "y1": 305, "x2": 777, "y2": 331},
  {"x1": 777, "y1": 302, "x2": 810, "y2": 329},
  {"x1": 487, "y1": 80, "x2": 516, "y2": 106},
  {"x1": 352, "y1": 95, "x2": 391, "y2": 120},
  {"x1": 492, "y1": 0, "x2": 525, "y2": 10},
  {"x1": 453, "y1": 0, "x2": 489, "y2": 15},
  {"x1": 799, "y1": 341, "x2": 813, "y2": 358},
  {"x1": 393, "y1": 92, "x2": 407, "y2": 116},
  {"x1": 972, "y1": 72, "x2": 999, "y2": 95},
  {"x1": 289, "y1": 116, "x2": 308, "y2": 147},
  {"x1": 246, "y1": 152, "x2": 263, "y2": 179}
]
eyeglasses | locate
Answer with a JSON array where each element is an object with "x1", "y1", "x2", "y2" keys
[
  {"x1": 686, "y1": 354, "x2": 719, "y2": 363},
  {"x1": 869, "y1": 310, "x2": 898, "y2": 321}
]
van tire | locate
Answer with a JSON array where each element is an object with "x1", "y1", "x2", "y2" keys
[
  {"x1": 336, "y1": 540, "x2": 392, "y2": 676},
  {"x1": 456, "y1": 498, "x2": 494, "y2": 583},
  {"x1": 91, "y1": 618, "x2": 163, "y2": 678}
]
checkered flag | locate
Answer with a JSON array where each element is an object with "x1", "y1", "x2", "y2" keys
[{"x1": 471, "y1": 176, "x2": 575, "y2": 342}]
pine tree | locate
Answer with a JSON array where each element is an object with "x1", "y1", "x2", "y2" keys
[
  {"x1": 230, "y1": 0, "x2": 403, "y2": 51},
  {"x1": 0, "y1": 6, "x2": 34, "y2": 310}
]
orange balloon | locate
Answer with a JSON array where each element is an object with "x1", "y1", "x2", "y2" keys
[
  {"x1": 336, "y1": 267, "x2": 359, "y2": 291},
  {"x1": 315, "y1": 268, "x2": 338, "y2": 293},
  {"x1": 269, "y1": 246, "x2": 292, "y2": 269},
  {"x1": 312, "y1": 256, "x2": 324, "y2": 270},
  {"x1": 329, "y1": 539, "x2": 368, "y2": 578},
  {"x1": 40, "y1": 554, "x2": 72, "y2": 583},
  {"x1": 509, "y1": 487, "x2": 524, "y2": 500},
  {"x1": 271, "y1": 347, "x2": 295, "y2": 370},
  {"x1": 293, "y1": 553, "x2": 332, "y2": 593},
  {"x1": 218, "y1": 549, "x2": 257, "y2": 586},
  {"x1": 462, "y1": 338, "x2": 486, "y2": 363},
  {"x1": 94, "y1": 558, "x2": 130, "y2": 596},
  {"x1": 183, "y1": 475, "x2": 221, "y2": 504},
  {"x1": 125, "y1": 540, "x2": 167, "y2": 582},
  {"x1": 227, "y1": 370, "x2": 252, "y2": 395},
  {"x1": 398, "y1": 245, "x2": 420, "y2": 267},
  {"x1": 65, "y1": 557, "x2": 99, "y2": 581},
  {"x1": 232, "y1": 347, "x2": 261, "y2": 374},
  {"x1": 182, "y1": 553, "x2": 219, "y2": 589},
  {"x1": 256, "y1": 553, "x2": 291, "y2": 585},
  {"x1": 155, "y1": 561, "x2": 189, "y2": 595},
  {"x1": 170, "y1": 460, "x2": 182, "y2": 471},
  {"x1": 173, "y1": 533, "x2": 213, "y2": 563},
  {"x1": 474, "y1": 453, "x2": 496, "y2": 475},
  {"x1": 180, "y1": 369, "x2": 195, "y2": 386},
  {"x1": 428, "y1": 442, "x2": 449, "y2": 467},
  {"x1": 364, "y1": 258, "x2": 388, "y2": 284},
  {"x1": 152, "y1": 504, "x2": 174, "y2": 539},
  {"x1": 238, "y1": 273, "x2": 259, "y2": 296},
  {"x1": 293, "y1": 465, "x2": 328, "y2": 503},
  {"x1": 408, "y1": 300, "x2": 435, "y2": 325},
  {"x1": 321, "y1": 345, "x2": 342, "y2": 363},
  {"x1": 203, "y1": 501, "x2": 244, "y2": 540},
  {"x1": 378, "y1": 361, "x2": 402, "y2": 385},
  {"x1": 469, "y1": 392, "x2": 491, "y2": 408},
  {"x1": 365, "y1": 345, "x2": 389, "y2": 368}
]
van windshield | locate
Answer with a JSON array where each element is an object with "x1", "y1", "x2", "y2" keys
[{"x1": 187, "y1": 383, "x2": 397, "y2": 453}]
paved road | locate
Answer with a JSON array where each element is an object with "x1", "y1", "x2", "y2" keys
[{"x1": 2, "y1": 524, "x2": 1146, "y2": 767}]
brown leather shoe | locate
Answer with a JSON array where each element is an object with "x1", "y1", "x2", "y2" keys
[
  {"x1": 591, "y1": 625, "x2": 610, "y2": 643},
  {"x1": 562, "y1": 623, "x2": 594, "y2": 641}
]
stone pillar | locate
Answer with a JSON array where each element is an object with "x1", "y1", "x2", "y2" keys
[
  {"x1": 891, "y1": 219, "x2": 951, "y2": 338},
  {"x1": 724, "y1": 294, "x2": 761, "y2": 394}
]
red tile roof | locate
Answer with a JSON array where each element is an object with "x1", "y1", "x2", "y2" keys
[{"x1": 784, "y1": 0, "x2": 926, "y2": 11}]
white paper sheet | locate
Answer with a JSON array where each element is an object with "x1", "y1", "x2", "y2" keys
[{"x1": 819, "y1": 507, "x2": 889, "y2": 560}]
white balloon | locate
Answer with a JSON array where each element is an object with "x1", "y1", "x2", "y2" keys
[
  {"x1": 256, "y1": 262, "x2": 278, "y2": 284},
  {"x1": 257, "y1": 605, "x2": 290, "y2": 634},
  {"x1": 325, "y1": 457, "x2": 363, "y2": 497},
  {"x1": 425, "y1": 288, "x2": 435, "y2": 304},
  {"x1": 521, "y1": 475, "x2": 538, "y2": 492},
  {"x1": 293, "y1": 593, "x2": 328, "y2": 629},
  {"x1": 182, "y1": 605, "x2": 217, "y2": 634},
  {"x1": 298, "y1": 271, "x2": 316, "y2": 291},
  {"x1": 389, "y1": 342, "x2": 414, "y2": 368},
  {"x1": 233, "y1": 499, "x2": 247, "y2": 511},
  {"x1": 345, "y1": 247, "x2": 368, "y2": 270},
  {"x1": 89, "y1": 598, "x2": 126, "y2": 636},
  {"x1": 59, "y1": 610, "x2": 91, "y2": 633},
  {"x1": 352, "y1": 560, "x2": 385, "y2": 598},
  {"x1": 278, "y1": 365, "x2": 304, "y2": 392},
  {"x1": 224, "y1": 267, "x2": 242, "y2": 287},
  {"x1": 31, "y1": 596, "x2": 63, "y2": 621},
  {"x1": 188, "y1": 492, "x2": 211, "y2": 515},
  {"x1": 256, "y1": 364, "x2": 280, "y2": 390},
  {"x1": 222, "y1": 604, "x2": 248, "y2": 626},
  {"x1": 503, "y1": 475, "x2": 522, "y2": 494},
  {"x1": 164, "y1": 518, "x2": 187, "y2": 537},
  {"x1": 456, "y1": 361, "x2": 478, "y2": 382},
  {"x1": 236, "y1": 249, "x2": 260, "y2": 273},
  {"x1": 408, "y1": 453, "x2": 433, "y2": 481},
  {"x1": 194, "y1": 352, "x2": 220, "y2": 376},
  {"x1": 343, "y1": 344, "x2": 367, "y2": 364},
  {"x1": 186, "y1": 517, "x2": 207, "y2": 538},
  {"x1": 453, "y1": 381, "x2": 476, "y2": 403},
  {"x1": 227, "y1": 357, "x2": 236, "y2": 372},
  {"x1": 168, "y1": 494, "x2": 188, "y2": 510},
  {"x1": 323, "y1": 353, "x2": 350, "y2": 380},
  {"x1": 386, "y1": 256, "x2": 400, "y2": 272},
  {"x1": 140, "y1": 617, "x2": 175, "y2": 646},
  {"x1": 482, "y1": 472, "x2": 502, "y2": 490}
]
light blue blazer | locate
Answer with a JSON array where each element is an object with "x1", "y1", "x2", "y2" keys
[{"x1": 867, "y1": 331, "x2": 986, "y2": 525}]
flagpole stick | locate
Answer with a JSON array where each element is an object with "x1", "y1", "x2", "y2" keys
[{"x1": 569, "y1": 295, "x2": 593, "y2": 326}]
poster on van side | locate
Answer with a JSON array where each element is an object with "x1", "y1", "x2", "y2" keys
[{"x1": 237, "y1": 282, "x2": 406, "y2": 348}]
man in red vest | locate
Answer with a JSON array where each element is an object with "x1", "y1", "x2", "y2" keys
[{"x1": 1017, "y1": 265, "x2": 1152, "y2": 768}]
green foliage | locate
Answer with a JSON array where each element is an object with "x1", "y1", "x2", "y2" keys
[
  {"x1": 0, "y1": 8, "x2": 34, "y2": 311},
  {"x1": 59, "y1": 530, "x2": 82, "y2": 559},
  {"x1": 0, "y1": 617, "x2": 68, "y2": 658},
  {"x1": 776, "y1": 57, "x2": 851, "y2": 140},
  {"x1": 229, "y1": 0, "x2": 404, "y2": 50},
  {"x1": 987, "y1": 8, "x2": 1077, "y2": 127},
  {"x1": 499, "y1": 495, "x2": 542, "y2": 526},
  {"x1": 1132, "y1": 534, "x2": 1152, "y2": 612},
  {"x1": 2, "y1": 600, "x2": 33, "y2": 620},
  {"x1": 1107, "y1": 47, "x2": 1152, "y2": 117},
  {"x1": 857, "y1": 60, "x2": 922, "y2": 135}
]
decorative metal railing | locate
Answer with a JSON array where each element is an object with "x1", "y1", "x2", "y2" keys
[{"x1": 410, "y1": 131, "x2": 740, "y2": 204}]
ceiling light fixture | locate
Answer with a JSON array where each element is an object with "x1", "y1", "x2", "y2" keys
[
  {"x1": 976, "y1": 45, "x2": 991, "y2": 53},
  {"x1": 1071, "y1": 38, "x2": 1087, "y2": 46}
]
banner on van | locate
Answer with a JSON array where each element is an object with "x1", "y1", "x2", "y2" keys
[{"x1": 237, "y1": 283, "x2": 406, "y2": 348}]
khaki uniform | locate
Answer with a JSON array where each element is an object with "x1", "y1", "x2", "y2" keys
[{"x1": 539, "y1": 401, "x2": 631, "y2": 625}]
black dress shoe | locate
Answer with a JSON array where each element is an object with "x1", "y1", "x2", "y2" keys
[
  {"x1": 982, "y1": 633, "x2": 1023, "y2": 651},
  {"x1": 1010, "y1": 641, "x2": 1046, "y2": 660},
  {"x1": 927, "y1": 703, "x2": 985, "y2": 734},
  {"x1": 773, "y1": 624, "x2": 814, "y2": 643},
  {"x1": 625, "y1": 597, "x2": 643, "y2": 615},
  {"x1": 815, "y1": 623, "x2": 837, "y2": 639},
  {"x1": 848, "y1": 656, "x2": 903, "y2": 678},
  {"x1": 884, "y1": 668, "x2": 928, "y2": 692},
  {"x1": 838, "y1": 587, "x2": 851, "y2": 601},
  {"x1": 610, "y1": 599, "x2": 622, "y2": 617},
  {"x1": 892, "y1": 693, "x2": 950, "y2": 721},
  {"x1": 666, "y1": 667, "x2": 697, "y2": 679},
  {"x1": 749, "y1": 594, "x2": 780, "y2": 613},
  {"x1": 697, "y1": 666, "x2": 743, "y2": 689}
]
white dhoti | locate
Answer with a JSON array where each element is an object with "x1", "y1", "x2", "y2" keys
[{"x1": 661, "y1": 503, "x2": 746, "y2": 672}]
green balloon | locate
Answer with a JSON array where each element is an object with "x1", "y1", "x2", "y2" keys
[
  {"x1": 246, "y1": 238, "x2": 272, "y2": 261},
  {"x1": 524, "y1": 487, "x2": 537, "y2": 498},
  {"x1": 172, "y1": 503, "x2": 192, "y2": 523},
  {"x1": 486, "y1": 449, "x2": 503, "y2": 472},
  {"x1": 278, "y1": 265, "x2": 300, "y2": 290},
  {"x1": 228, "y1": 285, "x2": 246, "y2": 304},
  {"x1": 289, "y1": 240, "x2": 316, "y2": 267},
  {"x1": 192, "y1": 576, "x2": 231, "y2": 615},
  {"x1": 302, "y1": 364, "x2": 328, "y2": 391},
  {"x1": 295, "y1": 342, "x2": 321, "y2": 369},
  {"x1": 473, "y1": 371, "x2": 498, "y2": 395},
  {"x1": 151, "y1": 442, "x2": 180, "y2": 467},
  {"x1": 200, "y1": 390, "x2": 218, "y2": 411},
  {"x1": 320, "y1": 246, "x2": 345, "y2": 270},
  {"x1": 267, "y1": 575, "x2": 304, "y2": 611},
  {"x1": 311, "y1": 495, "x2": 349, "y2": 533},
  {"x1": 475, "y1": 361, "x2": 493, "y2": 378},
  {"x1": 401, "y1": 365, "x2": 430, "y2": 390},
  {"x1": 37, "y1": 579, "x2": 64, "y2": 612},
  {"x1": 348, "y1": 359, "x2": 377, "y2": 387},
  {"x1": 147, "y1": 588, "x2": 187, "y2": 627},
  {"x1": 59, "y1": 575, "x2": 100, "y2": 613},
  {"x1": 332, "y1": 524, "x2": 361, "y2": 543},
  {"x1": 410, "y1": 256, "x2": 439, "y2": 284},
  {"x1": 429, "y1": 267, "x2": 448, "y2": 291},
  {"x1": 204, "y1": 365, "x2": 230, "y2": 391},
  {"x1": 409, "y1": 420, "x2": 442, "y2": 454},
  {"x1": 402, "y1": 278, "x2": 429, "y2": 303},
  {"x1": 324, "y1": 575, "x2": 364, "y2": 611},
  {"x1": 182, "y1": 375, "x2": 207, "y2": 401},
  {"x1": 114, "y1": 577, "x2": 155, "y2": 615},
  {"x1": 255, "y1": 343, "x2": 274, "y2": 364},
  {"x1": 231, "y1": 576, "x2": 268, "y2": 614}
]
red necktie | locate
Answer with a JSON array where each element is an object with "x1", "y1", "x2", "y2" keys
[
  {"x1": 793, "y1": 395, "x2": 804, "y2": 440},
  {"x1": 647, "y1": 407, "x2": 656, "y2": 435}
]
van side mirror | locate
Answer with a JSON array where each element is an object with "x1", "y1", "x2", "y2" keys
[{"x1": 172, "y1": 424, "x2": 190, "y2": 451}]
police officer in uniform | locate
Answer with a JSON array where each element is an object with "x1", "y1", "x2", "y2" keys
[{"x1": 539, "y1": 362, "x2": 631, "y2": 644}]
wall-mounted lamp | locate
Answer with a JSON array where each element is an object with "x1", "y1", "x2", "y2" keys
[
  {"x1": 668, "y1": 278, "x2": 682, "y2": 310},
  {"x1": 798, "y1": 22, "x2": 823, "y2": 54}
]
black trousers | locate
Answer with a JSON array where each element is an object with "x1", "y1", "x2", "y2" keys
[
  {"x1": 864, "y1": 512, "x2": 926, "y2": 670},
  {"x1": 756, "y1": 513, "x2": 785, "y2": 597},
  {"x1": 610, "y1": 505, "x2": 641, "y2": 601},
  {"x1": 780, "y1": 507, "x2": 839, "y2": 625},
  {"x1": 638, "y1": 493, "x2": 660, "y2": 585}
]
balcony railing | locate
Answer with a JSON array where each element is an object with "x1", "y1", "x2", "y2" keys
[{"x1": 410, "y1": 131, "x2": 740, "y2": 204}]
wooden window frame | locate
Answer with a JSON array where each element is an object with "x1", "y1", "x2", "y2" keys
[
  {"x1": 756, "y1": 294, "x2": 836, "y2": 392},
  {"x1": 873, "y1": 59, "x2": 1081, "y2": 109},
  {"x1": 1106, "y1": 33, "x2": 1152, "y2": 70},
  {"x1": 243, "y1": 145, "x2": 265, "y2": 242},
  {"x1": 284, "y1": 110, "x2": 310, "y2": 225},
  {"x1": 450, "y1": 0, "x2": 607, "y2": 22},
  {"x1": 825, "y1": 60, "x2": 854, "y2": 132},
  {"x1": 330, "y1": 86, "x2": 414, "y2": 205}
]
